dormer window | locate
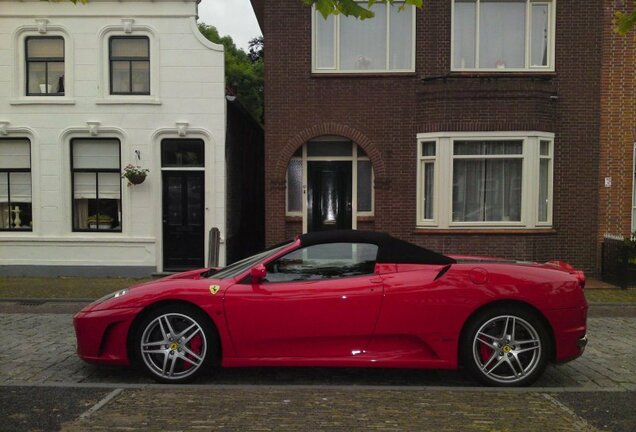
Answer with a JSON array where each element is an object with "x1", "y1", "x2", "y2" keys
[{"x1": 26, "y1": 37, "x2": 65, "y2": 96}]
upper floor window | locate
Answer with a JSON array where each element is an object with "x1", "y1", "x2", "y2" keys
[
  {"x1": 313, "y1": 2, "x2": 415, "y2": 73},
  {"x1": 417, "y1": 132, "x2": 553, "y2": 229},
  {"x1": 26, "y1": 37, "x2": 65, "y2": 96},
  {"x1": 0, "y1": 139, "x2": 33, "y2": 231},
  {"x1": 452, "y1": 0, "x2": 555, "y2": 71},
  {"x1": 71, "y1": 139, "x2": 122, "y2": 232},
  {"x1": 109, "y1": 36, "x2": 150, "y2": 95}
]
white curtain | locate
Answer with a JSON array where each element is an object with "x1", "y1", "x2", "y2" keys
[
  {"x1": 453, "y1": 159, "x2": 522, "y2": 222},
  {"x1": 389, "y1": 4, "x2": 413, "y2": 70},
  {"x1": 531, "y1": 4, "x2": 549, "y2": 66},
  {"x1": 340, "y1": 4, "x2": 387, "y2": 70},
  {"x1": 479, "y1": 0, "x2": 526, "y2": 69},
  {"x1": 454, "y1": 0, "x2": 477, "y2": 69},
  {"x1": 315, "y1": 13, "x2": 336, "y2": 68}
]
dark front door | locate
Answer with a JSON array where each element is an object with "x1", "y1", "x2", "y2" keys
[
  {"x1": 162, "y1": 171, "x2": 204, "y2": 271},
  {"x1": 308, "y1": 161, "x2": 352, "y2": 232}
]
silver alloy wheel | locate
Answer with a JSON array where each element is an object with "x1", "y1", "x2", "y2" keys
[
  {"x1": 472, "y1": 315, "x2": 542, "y2": 384},
  {"x1": 140, "y1": 312, "x2": 208, "y2": 380}
]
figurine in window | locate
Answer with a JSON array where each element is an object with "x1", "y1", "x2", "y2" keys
[{"x1": 57, "y1": 75, "x2": 64, "y2": 94}]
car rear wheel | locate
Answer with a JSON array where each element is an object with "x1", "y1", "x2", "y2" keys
[
  {"x1": 461, "y1": 306, "x2": 550, "y2": 387},
  {"x1": 133, "y1": 304, "x2": 215, "y2": 383}
]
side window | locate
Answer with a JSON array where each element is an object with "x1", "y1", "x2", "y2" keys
[{"x1": 265, "y1": 242, "x2": 378, "y2": 283}]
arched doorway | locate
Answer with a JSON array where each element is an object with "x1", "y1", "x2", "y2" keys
[{"x1": 285, "y1": 136, "x2": 374, "y2": 232}]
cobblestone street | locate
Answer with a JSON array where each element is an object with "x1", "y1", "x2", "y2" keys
[
  {"x1": 1, "y1": 308, "x2": 635, "y2": 431},
  {"x1": 1, "y1": 313, "x2": 635, "y2": 389}
]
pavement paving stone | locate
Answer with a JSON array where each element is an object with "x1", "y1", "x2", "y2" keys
[
  {"x1": 60, "y1": 388, "x2": 599, "y2": 432},
  {"x1": 0, "y1": 314, "x2": 634, "y2": 389}
]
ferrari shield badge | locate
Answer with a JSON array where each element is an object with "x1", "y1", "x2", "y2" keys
[{"x1": 209, "y1": 285, "x2": 220, "y2": 295}]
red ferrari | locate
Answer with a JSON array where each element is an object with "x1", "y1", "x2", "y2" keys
[{"x1": 74, "y1": 230, "x2": 588, "y2": 386}]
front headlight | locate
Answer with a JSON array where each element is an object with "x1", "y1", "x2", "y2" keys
[{"x1": 94, "y1": 288, "x2": 129, "y2": 304}]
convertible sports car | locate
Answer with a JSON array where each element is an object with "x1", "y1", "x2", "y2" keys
[{"x1": 74, "y1": 230, "x2": 588, "y2": 387}]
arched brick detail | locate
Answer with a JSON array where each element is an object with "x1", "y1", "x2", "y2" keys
[{"x1": 274, "y1": 123, "x2": 387, "y2": 182}]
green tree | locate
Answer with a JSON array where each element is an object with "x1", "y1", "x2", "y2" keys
[
  {"x1": 305, "y1": 0, "x2": 422, "y2": 19},
  {"x1": 198, "y1": 24, "x2": 264, "y2": 124},
  {"x1": 615, "y1": 3, "x2": 636, "y2": 36}
]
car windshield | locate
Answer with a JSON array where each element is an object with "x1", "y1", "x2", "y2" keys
[{"x1": 211, "y1": 242, "x2": 293, "y2": 279}]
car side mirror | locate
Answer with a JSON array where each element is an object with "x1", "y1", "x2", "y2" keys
[{"x1": 250, "y1": 264, "x2": 267, "y2": 283}]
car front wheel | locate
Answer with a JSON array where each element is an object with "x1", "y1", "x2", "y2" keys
[
  {"x1": 461, "y1": 306, "x2": 550, "y2": 387},
  {"x1": 133, "y1": 304, "x2": 215, "y2": 383}
]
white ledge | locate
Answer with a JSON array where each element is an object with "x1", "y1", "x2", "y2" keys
[
  {"x1": 10, "y1": 98, "x2": 76, "y2": 105},
  {"x1": 95, "y1": 98, "x2": 162, "y2": 105}
]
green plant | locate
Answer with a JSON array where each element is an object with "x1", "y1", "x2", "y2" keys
[
  {"x1": 87, "y1": 214, "x2": 113, "y2": 224},
  {"x1": 122, "y1": 164, "x2": 149, "y2": 185}
]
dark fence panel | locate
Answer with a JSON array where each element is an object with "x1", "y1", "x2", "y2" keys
[{"x1": 602, "y1": 236, "x2": 635, "y2": 288}]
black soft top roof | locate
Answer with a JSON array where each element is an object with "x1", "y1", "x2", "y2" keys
[{"x1": 299, "y1": 230, "x2": 455, "y2": 265}]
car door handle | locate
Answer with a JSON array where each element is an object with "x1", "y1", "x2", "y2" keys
[{"x1": 370, "y1": 277, "x2": 383, "y2": 284}]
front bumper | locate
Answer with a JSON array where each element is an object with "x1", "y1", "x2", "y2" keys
[{"x1": 73, "y1": 307, "x2": 142, "y2": 366}]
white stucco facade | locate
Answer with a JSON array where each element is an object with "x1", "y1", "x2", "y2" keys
[{"x1": 0, "y1": 0, "x2": 226, "y2": 275}]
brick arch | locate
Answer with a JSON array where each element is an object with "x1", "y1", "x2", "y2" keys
[{"x1": 274, "y1": 123, "x2": 387, "y2": 182}]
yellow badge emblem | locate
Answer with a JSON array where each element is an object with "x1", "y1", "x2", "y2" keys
[{"x1": 209, "y1": 285, "x2": 220, "y2": 295}]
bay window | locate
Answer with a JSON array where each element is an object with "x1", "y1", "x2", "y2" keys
[
  {"x1": 313, "y1": 2, "x2": 415, "y2": 73},
  {"x1": 416, "y1": 132, "x2": 553, "y2": 229},
  {"x1": 453, "y1": 0, "x2": 555, "y2": 71}
]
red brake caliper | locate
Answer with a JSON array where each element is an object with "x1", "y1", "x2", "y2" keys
[
  {"x1": 183, "y1": 335, "x2": 203, "y2": 369},
  {"x1": 479, "y1": 340, "x2": 493, "y2": 366}
]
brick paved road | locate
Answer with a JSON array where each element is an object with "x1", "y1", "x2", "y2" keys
[
  {"x1": 60, "y1": 389, "x2": 599, "y2": 432},
  {"x1": 0, "y1": 313, "x2": 634, "y2": 389}
]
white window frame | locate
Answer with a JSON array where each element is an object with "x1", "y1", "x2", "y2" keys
[
  {"x1": 285, "y1": 141, "x2": 375, "y2": 224},
  {"x1": 450, "y1": 0, "x2": 556, "y2": 72},
  {"x1": 10, "y1": 25, "x2": 75, "y2": 105},
  {"x1": 96, "y1": 24, "x2": 161, "y2": 105},
  {"x1": 311, "y1": 3, "x2": 416, "y2": 74},
  {"x1": 416, "y1": 131, "x2": 554, "y2": 229}
]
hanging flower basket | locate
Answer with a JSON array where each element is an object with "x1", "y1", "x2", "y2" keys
[{"x1": 122, "y1": 164, "x2": 149, "y2": 186}]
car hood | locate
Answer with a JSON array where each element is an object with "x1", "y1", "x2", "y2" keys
[{"x1": 82, "y1": 267, "x2": 229, "y2": 312}]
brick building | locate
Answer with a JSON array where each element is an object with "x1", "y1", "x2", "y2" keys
[
  {"x1": 254, "y1": 0, "x2": 604, "y2": 274},
  {"x1": 598, "y1": 0, "x2": 636, "y2": 242}
]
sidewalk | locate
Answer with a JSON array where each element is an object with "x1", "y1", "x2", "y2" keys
[{"x1": 60, "y1": 387, "x2": 600, "y2": 432}]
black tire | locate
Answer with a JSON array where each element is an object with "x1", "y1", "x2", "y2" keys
[
  {"x1": 460, "y1": 305, "x2": 551, "y2": 387},
  {"x1": 131, "y1": 303, "x2": 217, "y2": 383}
]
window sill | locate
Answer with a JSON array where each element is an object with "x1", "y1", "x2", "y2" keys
[
  {"x1": 95, "y1": 97, "x2": 161, "y2": 105},
  {"x1": 0, "y1": 235, "x2": 155, "y2": 243},
  {"x1": 285, "y1": 215, "x2": 302, "y2": 222},
  {"x1": 445, "y1": 71, "x2": 556, "y2": 79},
  {"x1": 312, "y1": 72, "x2": 416, "y2": 78},
  {"x1": 414, "y1": 228, "x2": 556, "y2": 235},
  {"x1": 10, "y1": 98, "x2": 75, "y2": 105}
]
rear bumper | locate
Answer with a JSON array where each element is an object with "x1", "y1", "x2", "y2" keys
[
  {"x1": 544, "y1": 305, "x2": 588, "y2": 363},
  {"x1": 73, "y1": 307, "x2": 142, "y2": 366}
]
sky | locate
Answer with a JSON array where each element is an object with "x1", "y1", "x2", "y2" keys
[{"x1": 198, "y1": 0, "x2": 262, "y2": 52}]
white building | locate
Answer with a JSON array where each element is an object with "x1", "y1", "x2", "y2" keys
[{"x1": 0, "y1": 0, "x2": 226, "y2": 276}]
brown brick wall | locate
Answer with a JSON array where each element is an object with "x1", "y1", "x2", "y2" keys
[
  {"x1": 598, "y1": 0, "x2": 636, "y2": 243},
  {"x1": 263, "y1": 0, "x2": 603, "y2": 274}
]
